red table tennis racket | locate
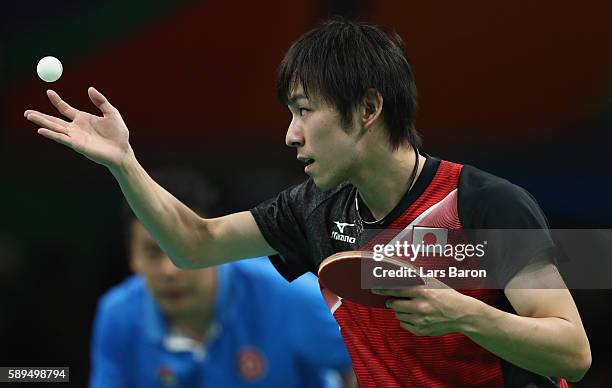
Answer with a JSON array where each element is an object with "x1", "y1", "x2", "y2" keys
[{"x1": 318, "y1": 250, "x2": 426, "y2": 308}]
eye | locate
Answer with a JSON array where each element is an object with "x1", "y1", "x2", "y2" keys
[
  {"x1": 299, "y1": 108, "x2": 309, "y2": 116},
  {"x1": 144, "y1": 244, "x2": 164, "y2": 260}
]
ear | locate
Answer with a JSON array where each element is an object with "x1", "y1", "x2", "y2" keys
[{"x1": 360, "y1": 88, "x2": 384, "y2": 129}]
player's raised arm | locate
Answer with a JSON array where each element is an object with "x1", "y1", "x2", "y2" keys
[{"x1": 24, "y1": 88, "x2": 277, "y2": 268}]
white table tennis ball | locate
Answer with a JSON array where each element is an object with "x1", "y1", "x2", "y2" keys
[{"x1": 37, "y1": 56, "x2": 63, "y2": 82}]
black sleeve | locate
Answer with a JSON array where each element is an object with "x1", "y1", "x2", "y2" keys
[
  {"x1": 458, "y1": 166, "x2": 556, "y2": 288},
  {"x1": 250, "y1": 180, "x2": 315, "y2": 281}
]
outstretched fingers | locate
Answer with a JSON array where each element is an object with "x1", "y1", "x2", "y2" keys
[
  {"x1": 25, "y1": 109, "x2": 70, "y2": 126},
  {"x1": 25, "y1": 111, "x2": 71, "y2": 136},
  {"x1": 47, "y1": 89, "x2": 79, "y2": 120},
  {"x1": 88, "y1": 87, "x2": 117, "y2": 116},
  {"x1": 37, "y1": 128, "x2": 72, "y2": 148}
]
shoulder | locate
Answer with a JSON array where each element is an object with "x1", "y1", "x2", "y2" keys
[
  {"x1": 92, "y1": 276, "x2": 148, "y2": 353},
  {"x1": 459, "y1": 164, "x2": 526, "y2": 200},
  {"x1": 96, "y1": 275, "x2": 147, "y2": 321},
  {"x1": 249, "y1": 179, "x2": 352, "y2": 232},
  {"x1": 458, "y1": 164, "x2": 538, "y2": 208},
  {"x1": 458, "y1": 164, "x2": 547, "y2": 228},
  {"x1": 281, "y1": 178, "x2": 353, "y2": 218}
]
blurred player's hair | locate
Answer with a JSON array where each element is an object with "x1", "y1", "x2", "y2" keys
[
  {"x1": 277, "y1": 17, "x2": 421, "y2": 151},
  {"x1": 120, "y1": 167, "x2": 221, "y2": 242}
]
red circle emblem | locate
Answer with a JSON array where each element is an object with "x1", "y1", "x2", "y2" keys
[
  {"x1": 236, "y1": 346, "x2": 266, "y2": 381},
  {"x1": 423, "y1": 232, "x2": 438, "y2": 245}
]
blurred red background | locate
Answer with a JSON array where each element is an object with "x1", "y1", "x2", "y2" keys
[{"x1": 1, "y1": 1, "x2": 611, "y2": 386}]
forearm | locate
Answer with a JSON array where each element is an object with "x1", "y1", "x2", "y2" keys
[
  {"x1": 460, "y1": 299, "x2": 591, "y2": 382},
  {"x1": 109, "y1": 151, "x2": 208, "y2": 268}
]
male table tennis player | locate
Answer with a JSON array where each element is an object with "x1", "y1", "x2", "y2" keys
[
  {"x1": 89, "y1": 168, "x2": 353, "y2": 388},
  {"x1": 26, "y1": 19, "x2": 590, "y2": 387}
]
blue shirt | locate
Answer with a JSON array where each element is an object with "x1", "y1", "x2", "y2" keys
[{"x1": 89, "y1": 258, "x2": 351, "y2": 388}]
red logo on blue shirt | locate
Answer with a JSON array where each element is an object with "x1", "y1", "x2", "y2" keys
[
  {"x1": 156, "y1": 365, "x2": 177, "y2": 387},
  {"x1": 236, "y1": 346, "x2": 266, "y2": 382}
]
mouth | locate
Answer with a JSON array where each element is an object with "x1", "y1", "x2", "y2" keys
[
  {"x1": 298, "y1": 156, "x2": 316, "y2": 173},
  {"x1": 160, "y1": 289, "x2": 187, "y2": 300},
  {"x1": 298, "y1": 155, "x2": 315, "y2": 164}
]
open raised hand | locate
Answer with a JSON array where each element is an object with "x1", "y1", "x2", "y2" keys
[{"x1": 25, "y1": 87, "x2": 133, "y2": 169}]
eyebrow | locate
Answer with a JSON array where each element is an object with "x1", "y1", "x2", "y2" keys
[{"x1": 287, "y1": 94, "x2": 308, "y2": 106}]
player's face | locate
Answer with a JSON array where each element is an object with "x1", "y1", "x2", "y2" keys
[
  {"x1": 128, "y1": 220, "x2": 215, "y2": 318},
  {"x1": 285, "y1": 84, "x2": 362, "y2": 190}
]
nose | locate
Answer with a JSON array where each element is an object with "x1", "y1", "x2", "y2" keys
[
  {"x1": 285, "y1": 117, "x2": 304, "y2": 148},
  {"x1": 159, "y1": 256, "x2": 181, "y2": 279}
]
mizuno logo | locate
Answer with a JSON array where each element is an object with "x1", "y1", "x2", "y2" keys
[
  {"x1": 333, "y1": 221, "x2": 355, "y2": 233},
  {"x1": 331, "y1": 221, "x2": 356, "y2": 244}
]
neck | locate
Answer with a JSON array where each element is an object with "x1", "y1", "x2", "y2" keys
[
  {"x1": 171, "y1": 310, "x2": 213, "y2": 343},
  {"x1": 353, "y1": 143, "x2": 425, "y2": 220}
]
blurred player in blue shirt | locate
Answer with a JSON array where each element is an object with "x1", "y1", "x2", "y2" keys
[{"x1": 89, "y1": 168, "x2": 353, "y2": 388}]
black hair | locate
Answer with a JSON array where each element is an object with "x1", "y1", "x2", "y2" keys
[
  {"x1": 277, "y1": 18, "x2": 421, "y2": 150},
  {"x1": 119, "y1": 167, "x2": 220, "y2": 242}
]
